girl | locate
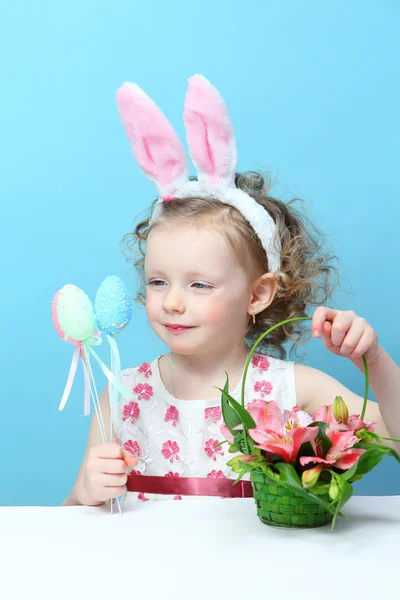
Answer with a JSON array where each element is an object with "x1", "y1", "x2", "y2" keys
[{"x1": 63, "y1": 75, "x2": 400, "y2": 507}]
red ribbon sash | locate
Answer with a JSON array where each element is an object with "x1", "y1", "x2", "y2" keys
[{"x1": 127, "y1": 474, "x2": 254, "y2": 498}]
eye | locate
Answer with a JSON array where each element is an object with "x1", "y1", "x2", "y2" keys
[
  {"x1": 148, "y1": 279, "x2": 166, "y2": 287},
  {"x1": 191, "y1": 282, "x2": 213, "y2": 290}
]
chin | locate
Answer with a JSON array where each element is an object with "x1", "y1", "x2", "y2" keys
[
  {"x1": 163, "y1": 335, "x2": 211, "y2": 357},
  {"x1": 165, "y1": 339, "x2": 206, "y2": 356}
]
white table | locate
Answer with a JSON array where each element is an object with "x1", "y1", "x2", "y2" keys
[{"x1": 1, "y1": 496, "x2": 399, "y2": 600}]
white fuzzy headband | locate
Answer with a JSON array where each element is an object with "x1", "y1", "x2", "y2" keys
[{"x1": 116, "y1": 74, "x2": 280, "y2": 272}]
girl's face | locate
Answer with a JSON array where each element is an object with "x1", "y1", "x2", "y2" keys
[{"x1": 144, "y1": 223, "x2": 251, "y2": 356}]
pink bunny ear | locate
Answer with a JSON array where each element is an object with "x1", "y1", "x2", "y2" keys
[
  {"x1": 116, "y1": 83, "x2": 189, "y2": 198},
  {"x1": 183, "y1": 75, "x2": 237, "y2": 187}
]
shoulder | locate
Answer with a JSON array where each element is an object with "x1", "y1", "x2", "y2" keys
[
  {"x1": 121, "y1": 360, "x2": 155, "y2": 381},
  {"x1": 294, "y1": 362, "x2": 360, "y2": 414},
  {"x1": 119, "y1": 359, "x2": 158, "y2": 394}
]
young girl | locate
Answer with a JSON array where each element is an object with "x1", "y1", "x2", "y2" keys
[{"x1": 63, "y1": 75, "x2": 400, "y2": 507}]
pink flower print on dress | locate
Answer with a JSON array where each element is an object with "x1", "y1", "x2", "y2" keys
[
  {"x1": 138, "y1": 492, "x2": 149, "y2": 502},
  {"x1": 122, "y1": 401, "x2": 140, "y2": 424},
  {"x1": 207, "y1": 470, "x2": 226, "y2": 479},
  {"x1": 174, "y1": 496, "x2": 183, "y2": 500},
  {"x1": 254, "y1": 380, "x2": 273, "y2": 397},
  {"x1": 162, "y1": 440, "x2": 180, "y2": 463},
  {"x1": 130, "y1": 470, "x2": 142, "y2": 476},
  {"x1": 133, "y1": 383, "x2": 153, "y2": 401},
  {"x1": 204, "y1": 407, "x2": 222, "y2": 423},
  {"x1": 124, "y1": 440, "x2": 141, "y2": 457},
  {"x1": 165, "y1": 406, "x2": 179, "y2": 427},
  {"x1": 165, "y1": 471, "x2": 180, "y2": 478},
  {"x1": 138, "y1": 362, "x2": 152, "y2": 378},
  {"x1": 204, "y1": 439, "x2": 224, "y2": 461},
  {"x1": 252, "y1": 355, "x2": 270, "y2": 373}
]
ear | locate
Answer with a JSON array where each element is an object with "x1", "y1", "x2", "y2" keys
[
  {"x1": 248, "y1": 273, "x2": 277, "y2": 316},
  {"x1": 116, "y1": 82, "x2": 189, "y2": 198},
  {"x1": 183, "y1": 74, "x2": 237, "y2": 187}
]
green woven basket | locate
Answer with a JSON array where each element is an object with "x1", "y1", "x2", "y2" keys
[{"x1": 250, "y1": 471, "x2": 333, "y2": 528}]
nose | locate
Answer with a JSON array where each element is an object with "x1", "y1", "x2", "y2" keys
[{"x1": 163, "y1": 287, "x2": 185, "y2": 314}]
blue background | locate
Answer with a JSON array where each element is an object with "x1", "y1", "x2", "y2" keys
[{"x1": 1, "y1": 1, "x2": 399, "y2": 505}]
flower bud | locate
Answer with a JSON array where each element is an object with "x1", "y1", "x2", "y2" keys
[
  {"x1": 226, "y1": 456, "x2": 242, "y2": 473},
  {"x1": 356, "y1": 428, "x2": 373, "y2": 442},
  {"x1": 333, "y1": 396, "x2": 349, "y2": 424},
  {"x1": 302, "y1": 466, "x2": 322, "y2": 489},
  {"x1": 329, "y1": 480, "x2": 340, "y2": 502}
]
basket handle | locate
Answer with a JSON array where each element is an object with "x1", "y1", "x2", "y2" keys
[{"x1": 241, "y1": 315, "x2": 369, "y2": 421}]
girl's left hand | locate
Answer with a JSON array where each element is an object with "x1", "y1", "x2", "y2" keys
[{"x1": 311, "y1": 307, "x2": 381, "y2": 364}]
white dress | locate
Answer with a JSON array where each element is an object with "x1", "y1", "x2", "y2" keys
[{"x1": 112, "y1": 353, "x2": 298, "y2": 503}]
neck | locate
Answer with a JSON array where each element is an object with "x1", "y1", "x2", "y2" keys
[{"x1": 168, "y1": 342, "x2": 249, "y2": 400}]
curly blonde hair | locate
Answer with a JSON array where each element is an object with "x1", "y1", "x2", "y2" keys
[{"x1": 122, "y1": 171, "x2": 339, "y2": 359}]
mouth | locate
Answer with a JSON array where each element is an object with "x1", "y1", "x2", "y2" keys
[{"x1": 164, "y1": 324, "x2": 195, "y2": 333}]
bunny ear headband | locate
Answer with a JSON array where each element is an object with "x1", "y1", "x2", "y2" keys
[{"x1": 116, "y1": 74, "x2": 280, "y2": 272}]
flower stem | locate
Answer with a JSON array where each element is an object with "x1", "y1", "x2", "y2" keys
[{"x1": 360, "y1": 355, "x2": 369, "y2": 421}]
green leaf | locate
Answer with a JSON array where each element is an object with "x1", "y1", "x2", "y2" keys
[
  {"x1": 295, "y1": 440, "x2": 314, "y2": 463},
  {"x1": 348, "y1": 446, "x2": 392, "y2": 483},
  {"x1": 381, "y1": 436, "x2": 400, "y2": 443},
  {"x1": 233, "y1": 431, "x2": 257, "y2": 454},
  {"x1": 356, "y1": 441, "x2": 400, "y2": 464},
  {"x1": 331, "y1": 476, "x2": 353, "y2": 531},
  {"x1": 348, "y1": 474, "x2": 363, "y2": 482},
  {"x1": 340, "y1": 461, "x2": 359, "y2": 481},
  {"x1": 311, "y1": 483, "x2": 331, "y2": 496},
  {"x1": 233, "y1": 470, "x2": 247, "y2": 485},
  {"x1": 219, "y1": 375, "x2": 242, "y2": 436},
  {"x1": 259, "y1": 464, "x2": 281, "y2": 482},
  {"x1": 217, "y1": 386, "x2": 256, "y2": 430},
  {"x1": 308, "y1": 421, "x2": 333, "y2": 455},
  {"x1": 274, "y1": 463, "x2": 338, "y2": 517}
]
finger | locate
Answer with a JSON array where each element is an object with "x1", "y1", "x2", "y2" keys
[
  {"x1": 349, "y1": 328, "x2": 376, "y2": 360},
  {"x1": 338, "y1": 319, "x2": 365, "y2": 356},
  {"x1": 101, "y1": 473, "x2": 128, "y2": 487},
  {"x1": 95, "y1": 443, "x2": 124, "y2": 459},
  {"x1": 96, "y1": 458, "x2": 129, "y2": 475},
  {"x1": 330, "y1": 312, "x2": 355, "y2": 347},
  {"x1": 312, "y1": 307, "x2": 339, "y2": 337},
  {"x1": 91, "y1": 472, "x2": 128, "y2": 489},
  {"x1": 123, "y1": 449, "x2": 139, "y2": 467},
  {"x1": 320, "y1": 322, "x2": 335, "y2": 350}
]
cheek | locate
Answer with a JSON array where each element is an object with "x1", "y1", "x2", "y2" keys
[
  {"x1": 201, "y1": 294, "x2": 245, "y2": 324},
  {"x1": 145, "y1": 291, "x2": 160, "y2": 321},
  {"x1": 204, "y1": 303, "x2": 226, "y2": 322}
]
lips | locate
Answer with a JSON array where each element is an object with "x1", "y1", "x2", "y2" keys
[{"x1": 164, "y1": 323, "x2": 194, "y2": 332}]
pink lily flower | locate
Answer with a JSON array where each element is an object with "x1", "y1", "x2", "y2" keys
[
  {"x1": 246, "y1": 400, "x2": 283, "y2": 431},
  {"x1": 249, "y1": 424, "x2": 320, "y2": 464},
  {"x1": 220, "y1": 424, "x2": 234, "y2": 443},
  {"x1": 300, "y1": 430, "x2": 366, "y2": 471},
  {"x1": 312, "y1": 404, "x2": 375, "y2": 435}
]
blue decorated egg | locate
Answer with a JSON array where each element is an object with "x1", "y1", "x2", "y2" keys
[{"x1": 94, "y1": 276, "x2": 133, "y2": 335}]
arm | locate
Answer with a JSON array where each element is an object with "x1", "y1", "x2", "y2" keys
[
  {"x1": 351, "y1": 346, "x2": 400, "y2": 450},
  {"x1": 308, "y1": 307, "x2": 400, "y2": 454},
  {"x1": 295, "y1": 362, "x2": 400, "y2": 453}
]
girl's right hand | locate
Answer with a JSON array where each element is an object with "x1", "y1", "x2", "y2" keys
[{"x1": 85, "y1": 443, "x2": 138, "y2": 503}]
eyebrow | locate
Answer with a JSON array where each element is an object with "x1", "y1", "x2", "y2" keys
[{"x1": 145, "y1": 269, "x2": 219, "y2": 279}]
